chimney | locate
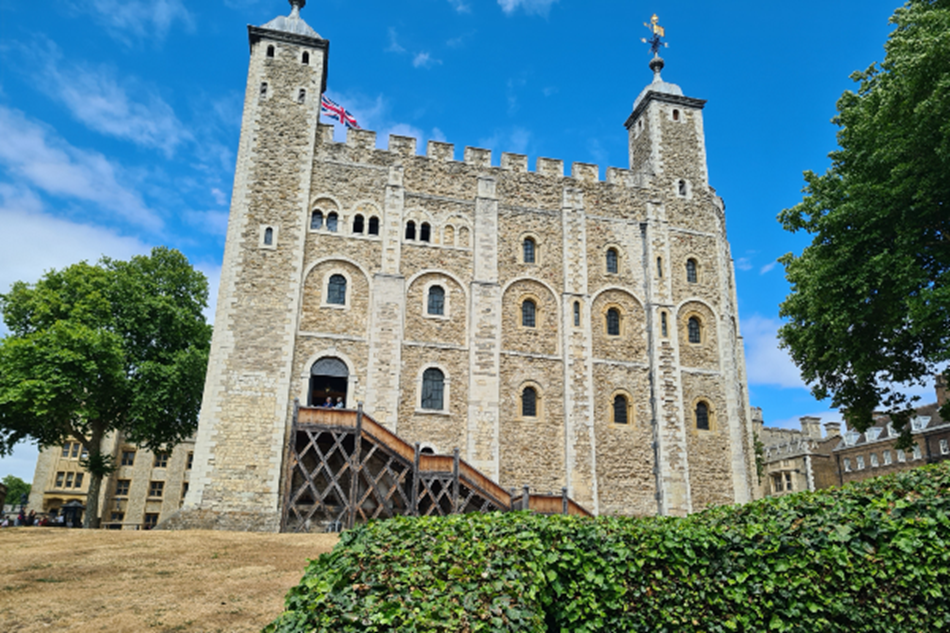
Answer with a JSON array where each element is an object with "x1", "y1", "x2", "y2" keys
[
  {"x1": 824, "y1": 422, "x2": 841, "y2": 438},
  {"x1": 751, "y1": 406, "x2": 764, "y2": 437},
  {"x1": 800, "y1": 416, "x2": 822, "y2": 439},
  {"x1": 937, "y1": 373, "x2": 948, "y2": 406}
]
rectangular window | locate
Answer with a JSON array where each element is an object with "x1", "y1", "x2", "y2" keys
[
  {"x1": 784, "y1": 473, "x2": 793, "y2": 492},
  {"x1": 65, "y1": 472, "x2": 75, "y2": 488},
  {"x1": 941, "y1": 439, "x2": 949, "y2": 455},
  {"x1": 186, "y1": 452, "x2": 194, "y2": 470},
  {"x1": 153, "y1": 453, "x2": 169, "y2": 468},
  {"x1": 55, "y1": 472, "x2": 65, "y2": 487},
  {"x1": 856, "y1": 455, "x2": 865, "y2": 470},
  {"x1": 897, "y1": 449, "x2": 906, "y2": 463},
  {"x1": 115, "y1": 479, "x2": 130, "y2": 497},
  {"x1": 81, "y1": 446, "x2": 89, "y2": 459},
  {"x1": 74, "y1": 473, "x2": 84, "y2": 488},
  {"x1": 62, "y1": 444, "x2": 71, "y2": 458},
  {"x1": 149, "y1": 481, "x2": 164, "y2": 498},
  {"x1": 870, "y1": 453, "x2": 879, "y2": 468},
  {"x1": 111, "y1": 512, "x2": 125, "y2": 523},
  {"x1": 144, "y1": 513, "x2": 160, "y2": 529},
  {"x1": 181, "y1": 482, "x2": 189, "y2": 505},
  {"x1": 71, "y1": 443, "x2": 80, "y2": 459},
  {"x1": 772, "y1": 473, "x2": 784, "y2": 492},
  {"x1": 843, "y1": 458, "x2": 851, "y2": 472},
  {"x1": 121, "y1": 450, "x2": 136, "y2": 466},
  {"x1": 883, "y1": 450, "x2": 892, "y2": 465},
  {"x1": 912, "y1": 444, "x2": 922, "y2": 460}
]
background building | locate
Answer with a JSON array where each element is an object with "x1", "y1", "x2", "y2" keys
[{"x1": 755, "y1": 409, "x2": 840, "y2": 497}]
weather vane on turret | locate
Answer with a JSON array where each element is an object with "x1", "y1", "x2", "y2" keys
[
  {"x1": 289, "y1": 0, "x2": 306, "y2": 17},
  {"x1": 641, "y1": 14, "x2": 668, "y2": 57}
]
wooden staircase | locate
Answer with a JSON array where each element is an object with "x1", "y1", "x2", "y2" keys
[{"x1": 281, "y1": 402, "x2": 592, "y2": 533}]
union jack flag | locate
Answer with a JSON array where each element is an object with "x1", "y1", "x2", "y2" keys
[{"x1": 321, "y1": 95, "x2": 360, "y2": 129}]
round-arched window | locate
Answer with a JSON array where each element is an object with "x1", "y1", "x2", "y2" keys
[
  {"x1": 327, "y1": 274, "x2": 347, "y2": 305},
  {"x1": 696, "y1": 402, "x2": 710, "y2": 431},
  {"x1": 613, "y1": 395, "x2": 628, "y2": 424},
  {"x1": 522, "y1": 387, "x2": 538, "y2": 417},
  {"x1": 688, "y1": 316, "x2": 701, "y2": 344},
  {"x1": 428, "y1": 286, "x2": 445, "y2": 316},
  {"x1": 421, "y1": 368, "x2": 445, "y2": 410},
  {"x1": 522, "y1": 299, "x2": 537, "y2": 328},
  {"x1": 606, "y1": 308, "x2": 621, "y2": 336}
]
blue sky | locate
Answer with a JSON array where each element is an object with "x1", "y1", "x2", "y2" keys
[{"x1": 0, "y1": 0, "x2": 937, "y2": 483}]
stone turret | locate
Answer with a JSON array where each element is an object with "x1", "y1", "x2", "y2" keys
[{"x1": 800, "y1": 416, "x2": 823, "y2": 440}]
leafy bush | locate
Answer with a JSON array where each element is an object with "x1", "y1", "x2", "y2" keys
[{"x1": 267, "y1": 462, "x2": 950, "y2": 632}]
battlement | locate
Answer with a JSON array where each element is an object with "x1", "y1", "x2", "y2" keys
[{"x1": 317, "y1": 124, "x2": 650, "y2": 188}]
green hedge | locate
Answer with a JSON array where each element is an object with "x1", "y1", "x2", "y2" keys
[{"x1": 267, "y1": 462, "x2": 950, "y2": 632}]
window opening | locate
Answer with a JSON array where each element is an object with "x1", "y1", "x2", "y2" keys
[
  {"x1": 523, "y1": 238, "x2": 536, "y2": 264},
  {"x1": 522, "y1": 387, "x2": 538, "y2": 417},
  {"x1": 688, "y1": 317, "x2": 701, "y2": 344},
  {"x1": 420, "y1": 222, "x2": 431, "y2": 243},
  {"x1": 308, "y1": 357, "x2": 349, "y2": 407},
  {"x1": 263, "y1": 227, "x2": 274, "y2": 246},
  {"x1": 661, "y1": 312, "x2": 669, "y2": 337},
  {"x1": 297, "y1": 89, "x2": 306, "y2": 104},
  {"x1": 71, "y1": 443, "x2": 80, "y2": 458},
  {"x1": 327, "y1": 274, "x2": 347, "y2": 305},
  {"x1": 696, "y1": 402, "x2": 710, "y2": 431},
  {"x1": 606, "y1": 248, "x2": 619, "y2": 274},
  {"x1": 405, "y1": 221, "x2": 416, "y2": 240},
  {"x1": 260, "y1": 82, "x2": 268, "y2": 97},
  {"x1": 657, "y1": 256, "x2": 663, "y2": 278},
  {"x1": 326, "y1": 212, "x2": 339, "y2": 233},
  {"x1": 421, "y1": 368, "x2": 445, "y2": 410},
  {"x1": 673, "y1": 109, "x2": 680, "y2": 121},
  {"x1": 606, "y1": 308, "x2": 621, "y2": 336},
  {"x1": 420, "y1": 447, "x2": 435, "y2": 455},
  {"x1": 613, "y1": 395, "x2": 628, "y2": 424},
  {"x1": 573, "y1": 301, "x2": 580, "y2": 327},
  {"x1": 678, "y1": 180, "x2": 687, "y2": 196},
  {"x1": 368, "y1": 216, "x2": 380, "y2": 235},
  {"x1": 302, "y1": 51, "x2": 310, "y2": 65},
  {"x1": 353, "y1": 214, "x2": 365, "y2": 234},
  {"x1": 686, "y1": 259, "x2": 698, "y2": 283},
  {"x1": 75, "y1": 473, "x2": 84, "y2": 488},
  {"x1": 115, "y1": 480, "x2": 130, "y2": 496},
  {"x1": 266, "y1": 45, "x2": 275, "y2": 58},
  {"x1": 428, "y1": 286, "x2": 445, "y2": 316},
  {"x1": 522, "y1": 300, "x2": 536, "y2": 328},
  {"x1": 311, "y1": 210, "x2": 324, "y2": 230}
]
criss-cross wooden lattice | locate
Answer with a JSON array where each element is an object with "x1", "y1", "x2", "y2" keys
[{"x1": 281, "y1": 403, "x2": 591, "y2": 533}]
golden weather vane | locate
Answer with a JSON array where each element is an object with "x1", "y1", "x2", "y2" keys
[{"x1": 641, "y1": 14, "x2": 669, "y2": 56}]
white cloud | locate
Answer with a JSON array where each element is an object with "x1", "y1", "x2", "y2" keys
[
  {"x1": 735, "y1": 257, "x2": 753, "y2": 271},
  {"x1": 0, "y1": 107, "x2": 163, "y2": 231},
  {"x1": 211, "y1": 188, "x2": 229, "y2": 206},
  {"x1": 478, "y1": 127, "x2": 532, "y2": 156},
  {"x1": 386, "y1": 28, "x2": 407, "y2": 54},
  {"x1": 448, "y1": 0, "x2": 471, "y2": 13},
  {"x1": 498, "y1": 0, "x2": 558, "y2": 16},
  {"x1": 413, "y1": 52, "x2": 442, "y2": 69},
  {"x1": 741, "y1": 314, "x2": 806, "y2": 389},
  {"x1": 77, "y1": 0, "x2": 193, "y2": 42},
  {"x1": 760, "y1": 260, "x2": 778, "y2": 275},
  {"x1": 183, "y1": 209, "x2": 229, "y2": 237}
]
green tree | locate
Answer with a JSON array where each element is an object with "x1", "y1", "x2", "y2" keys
[
  {"x1": 778, "y1": 0, "x2": 950, "y2": 438},
  {"x1": 0, "y1": 247, "x2": 212, "y2": 527},
  {"x1": 2, "y1": 474, "x2": 30, "y2": 508}
]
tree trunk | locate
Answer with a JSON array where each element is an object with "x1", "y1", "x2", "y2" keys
[
  {"x1": 84, "y1": 471, "x2": 102, "y2": 529},
  {"x1": 81, "y1": 427, "x2": 106, "y2": 530}
]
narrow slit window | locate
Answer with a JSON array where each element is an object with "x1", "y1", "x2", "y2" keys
[
  {"x1": 613, "y1": 395, "x2": 628, "y2": 424},
  {"x1": 522, "y1": 300, "x2": 536, "y2": 328},
  {"x1": 523, "y1": 238, "x2": 536, "y2": 264},
  {"x1": 421, "y1": 368, "x2": 445, "y2": 411},
  {"x1": 420, "y1": 222, "x2": 431, "y2": 243},
  {"x1": 522, "y1": 387, "x2": 537, "y2": 417},
  {"x1": 260, "y1": 82, "x2": 268, "y2": 97},
  {"x1": 428, "y1": 286, "x2": 445, "y2": 316},
  {"x1": 679, "y1": 180, "x2": 688, "y2": 196},
  {"x1": 657, "y1": 256, "x2": 663, "y2": 278},
  {"x1": 327, "y1": 274, "x2": 347, "y2": 305},
  {"x1": 368, "y1": 216, "x2": 380, "y2": 235},
  {"x1": 310, "y1": 210, "x2": 323, "y2": 230},
  {"x1": 263, "y1": 227, "x2": 274, "y2": 246},
  {"x1": 696, "y1": 402, "x2": 710, "y2": 431},
  {"x1": 353, "y1": 214, "x2": 365, "y2": 234},
  {"x1": 405, "y1": 221, "x2": 416, "y2": 240},
  {"x1": 297, "y1": 89, "x2": 306, "y2": 104},
  {"x1": 606, "y1": 248, "x2": 619, "y2": 274},
  {"x1": 686, "y1": 259, "x2": 698, "y2": 284},
  {"x1": 688, "y1": 317, "x2": 701, "y2": 344},
  {"x1": 673, "y1": 109, "x2": 680, "y2": 121},
  {"x1": 573, "y1": 301, "x2": 580, "y2": 327},
  {"x1": 326, "y1": 212, "x2": 339, "y2": 233},
  {"x1": 302, "y1": 51, "x2": 310, "y2": 65},
  {"x1": 661, "y1": 312, "x2": 669, "y2": 338},
  {"x1": 606, "y1": 308, "x2": 621, "y2": 336}
]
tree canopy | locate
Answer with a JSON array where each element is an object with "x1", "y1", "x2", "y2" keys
[
  {"x1": 778, "y1": 0, "x2": 950, "y2": 435},
  {"x1": 0, "y1": 247, "x2": 212, "y2": 526},
  {"x1": 2, "y1": 474, "x2": 31, "y2": 508}
]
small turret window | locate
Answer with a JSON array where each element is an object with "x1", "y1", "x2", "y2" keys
[
  {"x1": 368, "y1": 216, "x2": 380, "y2": 236},
  {"x1": 696, "y1": 402, "x2": 710, "y2": 431},
  {"x1": 302, "y1": 51, "x2": 310, "y2": 65},
  {"x1": 686, "y1": 259, "x2": 698, "y2": 284},
  {"x1": 263, "y1": 227, "x2": 274, "y2": 246},
  {"x1": 260, "y1": 82, "x2": 268, "y2": 97},
  {"x1": 657, "y1": 256, "x2": 663, "y2": 278},
  {"x1": 661, "y1": 312, "x2": 669, "y2": 338},
  {"x1": 673, "y1": 109, "x2": 680, "y2": 121},
  {"x1": 353, "y1": 214, "x2": 365, "y2": 234},
  {"x1": 523, "y1": 237, "x2": 536, "y2": 264},
  {"x1": 606, "y1": 308, "x2": 621, "y2": 336},
  {"x1": 267, "y1": 45, "x2": 275, "y2": 58},
  {"x1": 606, "y1": 248, "x2": 619, "y2": 274},
  {"x1": 688, "y1": 317, "x2": 701, "y2": 344},
  {"x1": 678, "y1": 180, "x2": 688, "y2": 196},
  {"x1": 573, "y1": 301, "x2": 580, "y2": 327},
  {"x1": 613, "y1": 395, "x2": 629, "y2": 424},
  {"x1": 522, "y1": 300, "x2": 536, "y2": 328},
  {"x1": 522, "y1": 387, "x2": 538, "y2": 418},
  {"x1": 297, "y1": 89, "x2": 306, "y2": 104}
]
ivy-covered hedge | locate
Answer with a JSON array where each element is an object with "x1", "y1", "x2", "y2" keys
[{"x1": 267, "y1": 462, "x2": 950, "y2": 632}]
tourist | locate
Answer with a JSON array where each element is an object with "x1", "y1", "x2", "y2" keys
[
  {"x1": 322, "y1": 396, "x2": 333, "y2": 408},
  {"x1": 334, "y1": 397, "x2": 344, "y2": 409}
]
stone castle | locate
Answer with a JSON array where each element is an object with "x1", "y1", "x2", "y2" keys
[{"x1": 176, "y1": 0, "x2": 758, "y2": 531}]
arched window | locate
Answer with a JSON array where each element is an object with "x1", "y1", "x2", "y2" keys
[
  {"x1": 522, "y1": 299, "x2": 536, "y2": 328},
  {"x1": 428, "y1": 286, "x2": 445, "y2": 316},
  {"x1": 688, "y1": 317, "x2": 701, "y2": 344},
  {"x1": 673, "y1": 109, "x2": 680, "y2": 121},
  {"x1": 573, "y1": 301, "x2": 581, "y2": 327},
  {"x1": 686, "y1": 259, "x2": 698, "y2": 284},
  {"x1": 260, "y1": 82, "x2": 268, "y2": 97},
  {"x1": 326, "y1": 212, "x2": 339, "y2": 233},
  {"x1": 420, "y1": 222, "x2": 431, "y2": 243},
  {"x1": 523, "y1": 238, "x2": 536, "y2": 264},
  {"x1": 353, "y1": 215, "x2": 365, "y2": 234},
  {"x1": 310, "y1": 210, "x2": 324, "y2": 230},
  {"x1": 302, "y1": 51, "x2": 310, "y2": 65},
  {"x1": 606, "y1": 308, "x2": 621, "y2": 336},
  {"x1": 613, "y1": 395, "x2": 628, "y2": 424},
  {"x1": 263, "y1": 227, "x2": 274, "y2": 246},
  {"x1": 696, "y1": 401, "x2": 710, "y2": 431},
  {"x1": 421, "y1": 368, "x2": 445, "y2": 410},
  {"x1": 679, "y1": 180, "x2": 688, "y2": 196},
  {"x1": 405, "y1": 221, "x2": 416, "y2": 240},
  {"x1": 327, "y1": 274, "x2": 347, "y2": 305},
  {"x1": 420, "y1": 446, "x2": 435, "y2": 455},
  {"x1": 661, "y1": 312, "x2": 669, "y2": 338},
  {"x1": 267, "y1": 45, "x2": 275, "y2": 58},
  {"x1": 522, "y1": 387, "x2": 537, "y2": 417},
  {"x1": 368, "y1": 216, "x2": 380, "y2": 236},
  {"x1": 606, "y1": 248, "x2": 619, "y2": 274},
  {"x1": 443, "y1": 225, "x2": 455, "y2": 245},
  {"x1": 657, "y1": 257, "x2": 663, "y2": 278},
  {"x1": 297, "y1": 89, "x2": 306, "y2": 104}
]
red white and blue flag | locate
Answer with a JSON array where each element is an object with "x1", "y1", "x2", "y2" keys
[{"x1": 321, "y1": 95, "x2": 360, "y2": 129}]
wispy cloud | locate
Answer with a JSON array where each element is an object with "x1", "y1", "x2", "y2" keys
[
  {"x1": 386, "y1": 27, "x2": 407, "y2": 53},
  {"x1": 741, "y1": 314, "x2": 805, "y2": 390},
  {"x1": 387, "y1": 28, "x2": 442, "y2": 69},
  {"x1": 413, "y1": 52, "x2": 442, "y2": 69},
  {"x1": 478, "y1": 127, "x2": 532, "y2": 156},
  {"x1": 0, "y1": 106, "x2": 163, "y2": 231},
  {"x1": 498, "y1": 0, "x2": 558, "y2": 16},
  {"x1": 760, "y1": 260, "x2": 778, "y2": 275},
  {"x1": 75, "y1": 0, "x2": 194, "y2": 43},
  {"x1": 447, "y1": 0, "x2": 471, "y2": 13},
  {"x1": 735, "y1": 257, "x2": 753, "y2": 271}
]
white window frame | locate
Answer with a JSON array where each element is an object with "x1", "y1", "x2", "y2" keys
[{"x1": 856, "y1": 455, "x2": 865, "y2": 470}]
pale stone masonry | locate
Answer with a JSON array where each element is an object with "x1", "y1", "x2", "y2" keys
[{"x1": 175, "y1": 1, "x2": 758, "y2": 530}]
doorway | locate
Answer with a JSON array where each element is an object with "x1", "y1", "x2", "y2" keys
[{"x1": 309, "y1": 357, "x2": 349, "y2": 407}]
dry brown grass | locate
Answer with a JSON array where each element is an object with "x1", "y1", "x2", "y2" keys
[{"x1": 0, "y1": 528, "x2": 338, "y2": 632}]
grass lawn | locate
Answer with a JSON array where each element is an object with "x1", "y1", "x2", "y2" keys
[{"x1": 0, "y1": 527, "x2": 338, "y2": 632}]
